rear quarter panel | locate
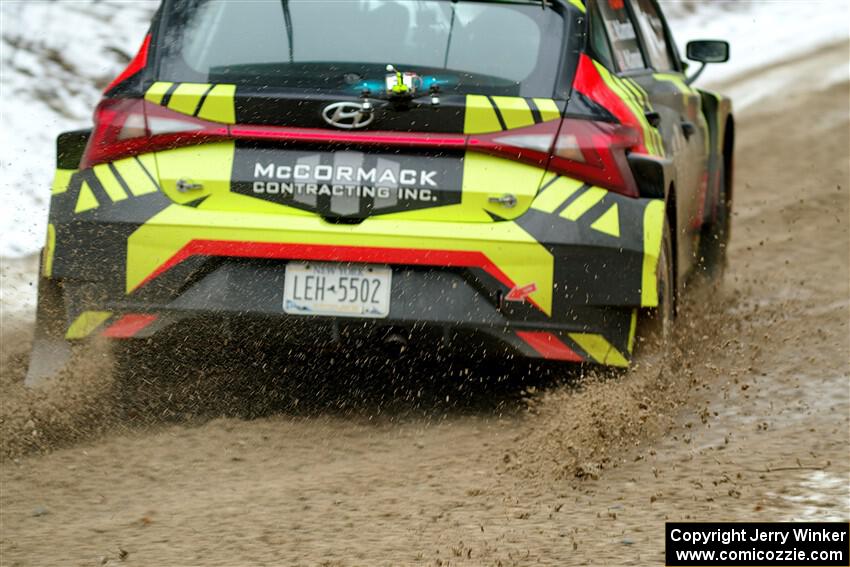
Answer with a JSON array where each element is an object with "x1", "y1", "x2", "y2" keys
[{"x1": 697, "y1": 88, "x2": 735, "y2": 223}]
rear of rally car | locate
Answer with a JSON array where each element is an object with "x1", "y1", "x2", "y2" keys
[{"x1": 29, "y1": 0, "x2": 668, "y2": 384}]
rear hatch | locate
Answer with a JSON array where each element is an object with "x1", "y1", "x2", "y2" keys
[{"x1": 149, "y1": 0, "x2": 572, "y2": 222}]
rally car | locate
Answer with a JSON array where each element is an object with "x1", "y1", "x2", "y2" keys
[{"x1": 27, "y1": 0, "x2": 734, "y2": 384}]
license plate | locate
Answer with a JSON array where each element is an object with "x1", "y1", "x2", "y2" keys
[{"x1": 283, "y1": 262, "x2": 391, "y2": 318}]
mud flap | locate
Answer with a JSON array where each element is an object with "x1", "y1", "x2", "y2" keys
[{"x1": 25, "y1": 276, "x2": 72, "y2": 387}]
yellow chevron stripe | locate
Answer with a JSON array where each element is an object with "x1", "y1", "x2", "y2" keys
[
  {"x1": 42, "y1": 223, "x2": 56, "y2": 278},
  {"x1": 590, "y1": 203, "x2": 620, "y2": 237},
  {"x1": 560, "y1": 186, "x2": 606, "y2": 221},
  {"x1": 641, "y1": 199, "x2": 666, "y2": 306},
  {"x1": 605, "y1": 345, "x2": 629, "y2": 367},
  {"x1": 593, "y1": 62, "x2": 663, "y2": 156},
  {"x1": 196, "y1": 84, "x2": 237, "y2": 124},
  {"x1": 608, "y1": 73, "x2": 643, "y2": 112},
  {"x1": 569, "y1": 333, "x2": 629, "y2": 367},
  {"x1": 51, "y1": 169, "x2": 75, "y2": 195},
  {"x1": 464, "y1": 95, "x2": 502, "y2": 134},
  {"x1": 619, "y1": 77, "x2": 649, "y2": 109},
  {"x1": 598, "y1": 69, "x2": 647, "y2": 140},
  {"x1": 570, "y1": 333, "x2": 606, "y2": 363},
  {"x1": 533, "y1": 98, "x2": 561, "y2": 122},
  {"x1": 568, "y1": 0, "x2": 586, "y2": 12},
  {"x1": 627, "y1": 309, "x2": 638, "y2": 353},
  {"x1": 74, "y1": 180, "x2": 98, "y2": 213},
  {"x1": 167, "y1": 83, "x2": 212, "y2": 116},
  {"x1": 93, "y1": 164, "x2": 128, "y2": 202},
  {"x1": 136, "y1": 154, "x2": 160, "y2": 185},
  {"x1": 144, "y1": 82, "x2": 173, "y2": 105},
  {"x1": 113, "y1": 157, "x2": 158, "y2": 196},
  {"x1": 614, "y1": 76, "x2": 664, "y2": 156},
  {"x1": 491, "y1": 96, "x2": 535, "y2": 129},
  {"x1": 66, "y1": 311, "x2": 111, "y2": 339},
  {"x1": 531, "y1": 177, "x2": 584, "y2": 213}
]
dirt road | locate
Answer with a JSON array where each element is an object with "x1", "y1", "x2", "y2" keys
[{"x1": 1, "y1": 41, "x2": 848, "y2": 566}]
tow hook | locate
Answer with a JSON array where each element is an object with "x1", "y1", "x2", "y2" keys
[
  {"x1": 176, "y1": 179, "x2": 204, "y2": 193},
  {"x1": 488, "y1": 194, "x2": 518, "y2": 208}
]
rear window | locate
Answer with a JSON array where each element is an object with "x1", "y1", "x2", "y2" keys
[{"x1": 156, "y1": 0, "x2": 566, "y2": 97}]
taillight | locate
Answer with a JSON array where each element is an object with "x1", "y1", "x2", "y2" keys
[
  {"x1": 80, "y1": 99, "x2": 228, "y2": 169},
  {"x1": 469, "y1": 119, "x2": 560, "y2": 168},
  {"x1": 550, "y1": 119, "x2": 640, "y2": 197},
  {"x1": 470, "y1": 119, "x2": 641, "y2": 197}
]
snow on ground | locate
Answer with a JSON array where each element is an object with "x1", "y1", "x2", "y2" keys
[
  {"x1": 0, "y1": 0, "x2": 848, "y2": 261},
  {"x1": 0, "y1": 0, "x2": 157, "y2": 260},
  {"x1": 660, "y1": 0, "x2": 850, "y2": 104}
]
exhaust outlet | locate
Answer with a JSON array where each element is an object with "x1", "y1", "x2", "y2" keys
[{"x1": 383, "y1": 333, "x2": 409, "y2": 357}]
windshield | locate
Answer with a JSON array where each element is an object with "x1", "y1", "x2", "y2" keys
[{"x1": 156, "y1": 0, "x2": 566, "y2": 97}]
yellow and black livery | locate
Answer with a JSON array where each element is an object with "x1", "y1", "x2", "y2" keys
[{"x1": 28, "y1": 0, "x2": 734, "y2": 384}]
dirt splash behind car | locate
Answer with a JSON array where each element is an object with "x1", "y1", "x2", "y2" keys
[{"x1": 1, "y1": 40, "x2": 848, "y2": 567}]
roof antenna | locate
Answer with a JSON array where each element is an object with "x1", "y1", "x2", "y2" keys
[
  {"x1": 443, "y1": 1, "x2": 456, "y2": 69},
  {"x1": 281, "y1": 0, "x2": 294, "y2": 63}
]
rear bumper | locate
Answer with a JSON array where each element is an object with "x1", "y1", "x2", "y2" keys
[
  {"x1": 43, "y1": 164, "x2": 665, "y2": 367},
  {"x1": 57, "y1": 260, "x2": 636, "y2": 366}
]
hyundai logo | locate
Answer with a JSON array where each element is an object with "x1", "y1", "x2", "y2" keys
[{"x1": 322, "y1": 102, "x2": 374, "y2": 130}]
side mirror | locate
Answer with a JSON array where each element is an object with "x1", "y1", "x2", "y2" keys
[
  {"x1": 686, "y1": 40, "x2": 730, "y2": 63},
  {"x1": 684, "y1": 40, "x2": 729, "y2": 85}
]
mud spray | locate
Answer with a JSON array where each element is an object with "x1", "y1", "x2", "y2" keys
[{"x1": 1, "y1": 41, "x2": 848, "y2": 567}]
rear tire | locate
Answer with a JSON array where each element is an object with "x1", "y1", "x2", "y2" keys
[{"x1": 635, "y1": 221, "x2": 675, "y2": 359}]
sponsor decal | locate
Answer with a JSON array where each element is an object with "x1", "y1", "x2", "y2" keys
[
  {"x1": 251, "y1": 162, "x2": 439, "y2": 201},
  {"x1": 231, "y1": 146, "x2": 463, "y2": 218},
  {"x1": 505, "y1": 282, "x2": 538, "y2": 302}
]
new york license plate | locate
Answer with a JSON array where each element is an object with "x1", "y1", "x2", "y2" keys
[{"x1": 283, "y1": 262, "x2": 391, "y2": 318}]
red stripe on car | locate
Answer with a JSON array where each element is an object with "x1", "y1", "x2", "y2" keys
[
  {"x1": 135, "y1": 240, "x2": 544, "y2": 314},
  {"x1": 101, "y1": 314, "x2": 158, "y2": 338},
  {"x1": 516, "y1": 331, "x2": 584, "y2": 362}
]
